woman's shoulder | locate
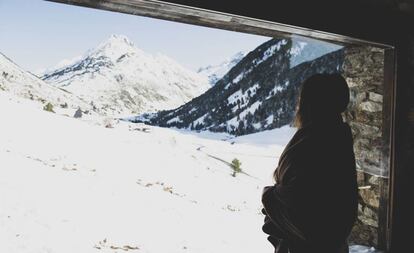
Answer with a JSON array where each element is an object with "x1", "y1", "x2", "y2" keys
[
  {"x1": 305, "y1": 121, "x2": 351, "y2": 136},
  {"x1": 281, "y1": 120, "x2": 351, "y2": 156},
  {"x1": 279, "y1": 127, "x2": 313, "y2": 159}
]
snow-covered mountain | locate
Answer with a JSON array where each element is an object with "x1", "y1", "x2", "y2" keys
[
  {"x1": 41, "y1": 35, "x2": 210, "y2": 116},
  {"x1": 196, "y1": 38, "x2": 340, "y2": 87},
  {"x1": 137, "y1": 38, "x2": 344, "y2": 136},
  {"x1": 197, "y1": 51, "x2": 246, "y2": 86},
  {"x1": 0, "y1": 52, "x2": 92, "y2": 114},
  {"x1": 290, "y1": 37, "x2": 342, "y2": 68}
]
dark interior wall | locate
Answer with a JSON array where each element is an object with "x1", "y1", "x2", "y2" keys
[
  {"x1": 159, "y1": 1, "x2": 414, "y2": 252},
  {"x1": 389, "y1": 26, "x2": 414, "y2": 253}
]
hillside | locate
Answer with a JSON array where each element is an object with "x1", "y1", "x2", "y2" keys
[
  {"x1": 138, "y1": 38, "x2": 344, "y2": 135},
  {"x1": 0, "y1": 52, "x2": 92, "y2": 115}
]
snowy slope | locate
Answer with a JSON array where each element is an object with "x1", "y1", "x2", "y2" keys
[
  {"x1": 41, "y1": 35, "x2": 210, "y2": 116},
  {"x1": 197, "y1": 51, "x2": 246, "y2": 85},
  {"x1": 0, "y1": 52, "x2": 92, "y2": 114},
  {"x1": 0, "y1": 93, "x2": 379, "y2": 253},
  {"x1": 290, "y1": 37, "x2": 342, "y2": 68},
  {"x1": 34, "y1": 55, "x2": 83, "y2": 77},
  {"x1": 195, "y1": 38, "x2": 340, "y2": 87},
  {"x1": 0, "y1": 91, "x2": 282, "y2": 253},
  {"x1": 142, "y1": 38, "x2": 344, "y2": 136}
]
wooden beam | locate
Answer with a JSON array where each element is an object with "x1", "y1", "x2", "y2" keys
[{"x1": 45, "y1": 0, "x2": 392, "y2": 48}]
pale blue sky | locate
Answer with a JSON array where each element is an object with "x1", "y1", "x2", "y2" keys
[{"x1": 0, "y1": 0, "x2": 270, "y2": 73}]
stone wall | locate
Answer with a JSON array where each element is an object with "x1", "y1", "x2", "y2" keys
[{"x1": 341, "y1": 46, "x2": 389, "y2": 249}]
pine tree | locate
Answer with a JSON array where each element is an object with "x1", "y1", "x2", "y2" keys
[
  {"x1": 230, "y1": 158, "x2": 242, "y2": 177},
  {"x1": 43, "y1": 102, "x2": 54, "y2": 113}
]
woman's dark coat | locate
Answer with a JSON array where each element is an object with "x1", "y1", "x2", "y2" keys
[{"x1": 261, "y1": 120, "x2": 358, "y2": 253}]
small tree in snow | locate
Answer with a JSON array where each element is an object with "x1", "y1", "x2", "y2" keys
[
  {"x1": 43, "y1": 102, "x2": 54, "y2": 113},
  {"x1": 230, "y1": 158, "x2": 242, "y2": 177}
]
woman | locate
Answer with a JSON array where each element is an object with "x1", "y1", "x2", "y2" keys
[{"x1": 261, "y1": 73, "x2": 358, "y2": 253}]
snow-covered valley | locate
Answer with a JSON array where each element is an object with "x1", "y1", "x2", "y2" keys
[
  {"x1": 0, "y1": 90, "x2": 288, "y2": 253},
  {"x1": 0, "y1": 91, "x2": 379, "y2": 253}
]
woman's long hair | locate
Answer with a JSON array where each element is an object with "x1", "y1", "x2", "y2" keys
[
  {"x1": 274, "y1": 73, "x2": 350, "y2": 183},
  {"x1": 294, "y1": 73, "x2": 350, "y2": 128}
]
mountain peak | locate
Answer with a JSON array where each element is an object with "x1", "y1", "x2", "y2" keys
[
  {"x1": 106, "y1": 34, "x2": 135, "y2": 47},
  {"x1": 90, "y1": 34, "x2": 140, "y2": 61},
  {"x1": 40, "y1": 34, "x2": 210, "y2": 116},
  {"x1": 197, "y1": 51, "x2": 247, "y2": 86}
]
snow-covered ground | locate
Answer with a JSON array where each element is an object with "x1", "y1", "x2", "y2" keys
[{"x1": 0, "y1": 92, "x2": 379, "y2": 253}]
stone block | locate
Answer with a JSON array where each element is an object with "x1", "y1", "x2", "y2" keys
[
  {"x1": 359, "y1": 101, "x2": 382, "y2": 113},
  {"x1": 359, "y1": 188, "x2": 380, "y2": 208},
  {"x1": 369, "y1": 92, "x2": 383, "y2": 103},
  {"x1": 368, "y1": 175, "x2": 380, "y2": 185}
]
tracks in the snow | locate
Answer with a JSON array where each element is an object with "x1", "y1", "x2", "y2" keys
[{"x1": 196, "y1": 145, "x2": 260, "y2": 180}]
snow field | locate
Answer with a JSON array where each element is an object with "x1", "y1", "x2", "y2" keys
[{"x1": 0, "y1": 92, "x2": 380, "y2": 253}]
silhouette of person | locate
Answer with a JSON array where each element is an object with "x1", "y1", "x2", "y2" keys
[{"x1": 261, "y1": 73, "x2": 358, "y2": 253}]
